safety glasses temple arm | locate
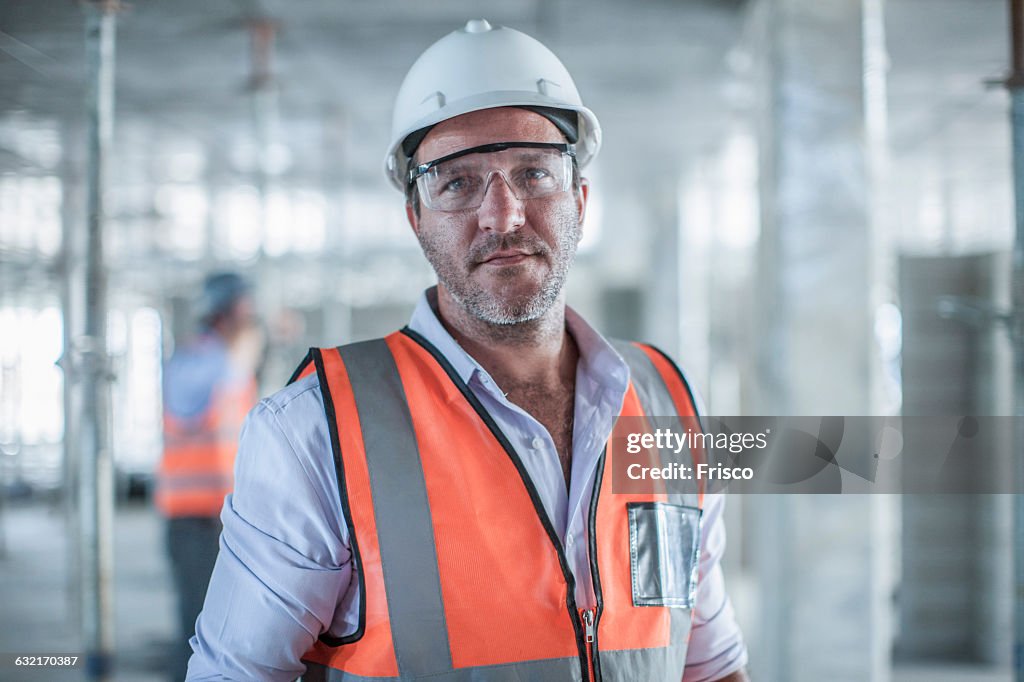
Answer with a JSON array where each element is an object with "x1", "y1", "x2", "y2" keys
[{"x1": 407, "y1": 141, "x2": 575, "y2": 184}]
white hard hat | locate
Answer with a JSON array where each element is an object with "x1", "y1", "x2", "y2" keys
[{"x1": 384, "y1": 18, "x2": 602, "y2": 191}]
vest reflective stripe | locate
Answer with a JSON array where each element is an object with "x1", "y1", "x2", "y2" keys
[
  {"x1": 156, "y1": 380, "x2": 255, "y2": 518},
  {"x1": 610, "y1": 340, "x2": 706, "y2": 508},
  {"x1": 300, "y1": 331, "x2": 704, "y2": 681},
  {"x1": 338, "y1": 340, "x2": 452, "y2": 675},
  {"x1": 155, "y1": 472, "x2": 234, "y2": 492},
  {"x1": 302, "y1": 657, "x2": 580, "y2": 682},
  {"x1": 609, "y1": 340, "x2": 679, "y2": 420}
]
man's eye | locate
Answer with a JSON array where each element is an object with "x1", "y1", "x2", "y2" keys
[
  {"x1": 518, "y1": 167, "x2": 557, "y2": 190},
  {"x1": 441, "y1": 177, "x2": 472, "y2": 194},
  {"x1": 523, "y1": 168, "x2": 552, "y2": 181}
]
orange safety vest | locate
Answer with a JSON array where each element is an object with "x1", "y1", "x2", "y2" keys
[
  {"x1": 291, "y1": 329, "x2": 705, "y2": 682},
  {"x1": 156, "y1": 373, "x2": 257, "y2": 518}
]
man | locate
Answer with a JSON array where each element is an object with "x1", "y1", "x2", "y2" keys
[
  {"x1": 188, "y1": 20, "x2": 748, "y2": 682},
  {"x1": 157, "y1": 272, "x2": 262, "y2": 682}
]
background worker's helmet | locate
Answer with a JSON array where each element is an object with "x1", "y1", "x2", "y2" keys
[
  {"x1": 384, "y1": 18, "x2": 602, "y2": 191},
  {"x1": 197, "y1": 272, "x2": 252, "y2": 327}
]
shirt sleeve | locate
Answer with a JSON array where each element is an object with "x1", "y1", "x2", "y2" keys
[
  {"x1": 682, "y1": 493, "x2": 749, "y2": 682},
  {"x1": 186, "y1": 382, "x2": 355, "y2": 681}
]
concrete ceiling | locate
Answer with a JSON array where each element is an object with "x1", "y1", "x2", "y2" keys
[
  {"x1": 0, "y1": 0, "x2": 1012, "y2": 282},
  {"x1": 885, "y1": 0, "x2": 1011, "y2": 252},
  {"x1": 0, "y1": 0, "x2": 745, "y2": 189}
]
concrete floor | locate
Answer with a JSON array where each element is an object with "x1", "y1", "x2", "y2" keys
[
  {"x1": 0, "y1": 499, "x2": 1013, "y2": 682},
  {"x1": 893, "y1": 666, "x2": 1012, "y2": 682},
  {"x1": 0, "y1": 499, "x2": 173, "y2": 682}
]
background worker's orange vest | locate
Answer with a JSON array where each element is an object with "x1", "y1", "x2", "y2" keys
[
  {"x1": 156, "y1": 379, "x2": 256, "y2": 518},
  {"x1": 290, "y1": 329, "x2": 706, "y2": 682}
]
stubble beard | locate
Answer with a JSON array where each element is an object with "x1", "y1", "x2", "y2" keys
[{"x1": 417, "y1": 202, "x2": 581, "y2": 327}]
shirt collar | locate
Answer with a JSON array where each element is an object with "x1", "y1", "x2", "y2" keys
[{"x1": 407, "y1": 290, "x2": 479, "y2": 385}]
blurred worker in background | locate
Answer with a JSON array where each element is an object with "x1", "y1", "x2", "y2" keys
[
  {"x1": 189, "y1": 20, "x2": 748, "y2": 682},
  {"x1": 156, "y1": 272, "x2": 262, "y2": 682}
]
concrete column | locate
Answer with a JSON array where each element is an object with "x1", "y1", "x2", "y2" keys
[
  {"x1": 59, "y1": 125, "x2": 85, "y2": 634},
  {"x1": 590, "y1": 168, "x2": 678, "y2": 345},
  {"x1": 80, "y1": 4, "x2": 118, "y2": 678},
  {"x1": 647, "y1": 181, "x2": 688, "y2": 354},
  {"x1": 748, "y1": 1, "x2": 892, "y2": 680},
  {"x1": 898, "y1": 253, "x2": 1013, "y2": 666}
]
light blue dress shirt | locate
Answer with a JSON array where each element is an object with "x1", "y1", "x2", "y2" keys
[
  {"x1": 163, "y1": 334, "x2": 244, "y2": 420},
  {"x1": 187, "y1": 292, "x2": 748, "y2": 681}
]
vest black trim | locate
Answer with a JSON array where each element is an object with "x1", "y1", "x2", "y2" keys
[
  {"x1": 312, "y1": 348, "x2": 367, "y2": 646},
  {"x1": 287, "y1": 349, "x2": 314, "y2": 386},
  {"x1": 588, "y1": 449, "x2": 607, "y2": 681}
]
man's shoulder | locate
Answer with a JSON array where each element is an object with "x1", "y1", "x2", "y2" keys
[
  {"x1": 259, "y1": 371, "x2": 323, "y2": 419},
  {"x1": 240, "y1": 373, "x2": 333, "y2": 477}
]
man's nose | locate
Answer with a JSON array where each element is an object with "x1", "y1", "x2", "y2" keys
[{"x1": 476, "y1": 171, "x2": 525, "y2": 234}]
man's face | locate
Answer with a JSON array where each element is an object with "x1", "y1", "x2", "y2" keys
[{"x1": 406, "y1": 108, "x2": 589, "y2": 326}]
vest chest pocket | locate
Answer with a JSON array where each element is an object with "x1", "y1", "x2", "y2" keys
[{"x1": 627, "y1": 502, "x2": 702, "y2": 608}]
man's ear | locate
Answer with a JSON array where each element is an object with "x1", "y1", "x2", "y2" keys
[
  {"x1": 406, "y1": 201, "x2": 420, "y2": 235},
  {"x1": 576, "y1": 177, "x2": 590, "y2": 231}
]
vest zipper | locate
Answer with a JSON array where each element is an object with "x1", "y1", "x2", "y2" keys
[
  {"x1": 582, "y1": 608, "x2": 595, "y2": 643},
  {"x1": 582, "y1": 608, "x2": 597, "y2": 682},
  {"x1": 399, "y1": 327, "x2": 595, "y2": 681},
  {"x1": 586, "y1": 451, "x2": 607, "y2": 682}
]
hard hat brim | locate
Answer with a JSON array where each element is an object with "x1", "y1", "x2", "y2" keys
[{"x1": 384, "y1": 94, "x2": 602, "y2": 191}]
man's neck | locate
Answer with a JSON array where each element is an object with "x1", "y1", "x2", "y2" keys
[{"x1": 431, "y1": 286, "x2": 575, "y2": 389}]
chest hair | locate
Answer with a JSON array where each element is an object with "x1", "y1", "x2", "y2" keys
[{"x1": 501, "y1": 379, "x2": 576, "y2": 490}]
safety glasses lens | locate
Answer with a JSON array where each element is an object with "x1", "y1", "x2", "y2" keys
[{"x1": 417, "y1": 148, "x2": 572, "y2": 211}]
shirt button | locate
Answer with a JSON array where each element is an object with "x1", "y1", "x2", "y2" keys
[{"x1": 531, "y1": 437, "x2": 544, "y2": 450}]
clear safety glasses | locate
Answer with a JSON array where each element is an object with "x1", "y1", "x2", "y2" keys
[{"x1": 408, "y1": 142, "x2": 576, "y2": 212}]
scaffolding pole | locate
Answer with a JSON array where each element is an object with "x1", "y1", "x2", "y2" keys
[
  {"x1": 80, "y1": 2, "x2": 117, "y2": 679},
  {"x1": 1009, "y1": 0, "x2": 1024, "y2": 678},
  {"x1": 59, "y1": 129, "x2": 83, "y2": 649}
]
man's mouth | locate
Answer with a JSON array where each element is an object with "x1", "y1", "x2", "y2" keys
[{"x1": 478, "y1": 250, "x2": 534, "y2": 266}]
